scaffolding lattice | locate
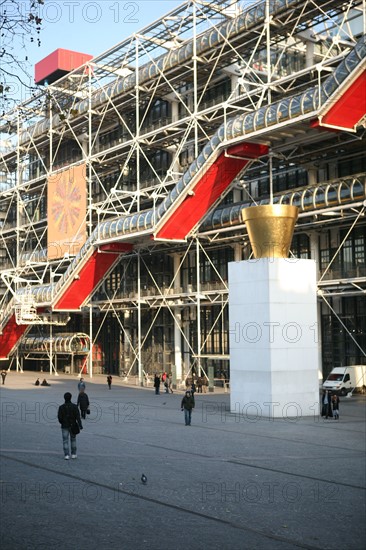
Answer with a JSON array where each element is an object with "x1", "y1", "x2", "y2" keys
[
  {"x1": 14, "y1": 288, "x2": 39, "y2": 324},
  {"x1": 13, "y1": 286, "x2": 70, "y2": 326},
  {"x1": 0, "y1": 0, "x2": 365, "y2": 372}
]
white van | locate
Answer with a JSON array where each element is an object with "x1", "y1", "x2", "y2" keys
[{"x1": 322, "y1": 365, "x2": 366, "y2": 395}]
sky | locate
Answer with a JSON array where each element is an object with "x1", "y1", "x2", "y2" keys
[
  {"x1": 11, "y1": 0, "x2": 184, "y2": 102},
  {"x1": 35, "y1": 0, "x2": 182, "y2": 59}
]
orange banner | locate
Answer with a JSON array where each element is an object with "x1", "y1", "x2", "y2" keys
[{"x1": 47, "y1": 164, "x2": 86, "y2": 260}]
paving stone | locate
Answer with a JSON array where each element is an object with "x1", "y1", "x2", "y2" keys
[{"x1": 0, "y1": 372, "x2": 365, "y2": 550}]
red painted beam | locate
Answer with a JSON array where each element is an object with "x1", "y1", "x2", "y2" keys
[
  {"x1": 0, "y1": 315, "x2": 29, "y2": 359},
  {"x1": 54, "y1": 243, "x2": 132, "y2": 311},
  {"x1": 155, "y1": 142, "x2": 268, "y2": 240},
  {"x1": 312, "y1": 71, "x2": 366, "y2": 130}
]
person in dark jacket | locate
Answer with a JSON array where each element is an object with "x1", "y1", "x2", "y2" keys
[
  {"x1": 321, "y1": 390, "x2": 333, "y2": 419},
  {"x1": 77, "y1": 388, "x2": 90, "y2": 419},
  {"x1": 332, "y1": 394, "x2": 340, "y2": 420},
  {"x1": 77, "y1": 378, "x2": 86, "y2": 392},
  {"x1": 107, "y1": 375, "x2": 112, "y2": 390},
  {"x1": 58, "y1": 392, "x2": 83, "y2": 460},
  {"x1": 181, "y1": 390, "x2": 195, "y2": 426},
  {"x1": 154, "y1": 374, "x2": 161, "y2": 395}
]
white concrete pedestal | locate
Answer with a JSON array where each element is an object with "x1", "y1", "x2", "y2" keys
[{"x1": 229, "y1": 259, "x2": 319, "y2": 418}]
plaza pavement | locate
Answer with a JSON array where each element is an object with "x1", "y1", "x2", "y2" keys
[{"x1": 0, "y1": 371, "x2": 365, "y2": 550}]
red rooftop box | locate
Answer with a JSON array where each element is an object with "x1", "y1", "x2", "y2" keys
[{"x1": 35, "y1": 48, "x2": 93, "y2": 85}]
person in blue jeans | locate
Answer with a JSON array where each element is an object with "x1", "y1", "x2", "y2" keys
[
  {"x1": 181, "y1": 390, "x2": 195, "y2": 425},
  {"x1": 58, "y1": 392, "x2": 83, "y2": 459}
]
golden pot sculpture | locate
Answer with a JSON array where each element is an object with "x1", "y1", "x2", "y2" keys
[{"x1": 241, "y1": 204, "x2": 299, "y2": 259}]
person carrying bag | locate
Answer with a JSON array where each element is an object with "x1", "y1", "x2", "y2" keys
[{"x1": 58, "y1": 392, "x2": 83, "y2": 459}]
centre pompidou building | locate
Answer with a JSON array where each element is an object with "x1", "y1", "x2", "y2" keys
[{"x1": 0, "y1": 0, "x2": 365, "y2": 383}]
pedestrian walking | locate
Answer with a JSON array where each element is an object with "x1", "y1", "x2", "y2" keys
[
  {"x1": 77, "y1": 377, "x2": 86, "y2": 391},
  {"x1": 1, "y1": 370, "x2": 7, "y2": 385},
  {"x1": 220, "y1": 370, "x2": 225, "y2": 385},
  {"x1": 181, "y1": 390, "x2": 195, "y2": 426},
  {"x1": 57, "y1": 392, "x2": 83, "y2": 460},
  {"x1": 77, "y1": 388, "x2": 90, "y2": 419},
  {"x1": 107, "y1": 374, "x2": 112, "y2": 390},
  {"x1": 163, "y1": 375, "x2": 170, "y2": 393},
  {"x1": 167, "y1": 373, "x2": 173, "y2": 394},
  {"x1": 154, "y1": 373, "x2": 161, "y2": 395},
  {"x1": 196, "y1": 377, "x2": 203, "y2": 393},
  {"x1": 332, "y1": 394, "x2": 340, "y2": 420},
  {"x1": 321, "y1": 390, "x2": 333, "y2": 419}
]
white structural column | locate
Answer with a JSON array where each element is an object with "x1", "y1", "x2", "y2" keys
[
  {"x1": 174, "y1": 311, "x2": 183, "y2": 382},
  {"x1": 123, "y1": 310, "x2": 131, "y2": 377},
  {"x1": 232, "y1": 243, "x2": 242, "y2": 262},
  {"x1": 309, "y1": 231, "x2": 323, "y2": 380},
  {"x1": 229, "y1": 258, "x2": 319, "y2": 418},
  {"x1": 173, "y1": 253, "x2": 183, "y2": 381}
]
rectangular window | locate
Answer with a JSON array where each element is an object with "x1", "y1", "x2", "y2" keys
[{"x1": 341, "y1": 227, "x2": 366, "y2": 278}]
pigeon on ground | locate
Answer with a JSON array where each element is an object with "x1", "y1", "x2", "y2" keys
[{"x1": 141, "y1": 474, "x2": 147, "y2": 484}]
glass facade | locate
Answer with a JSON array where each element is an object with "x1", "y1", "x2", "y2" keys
[{"x1": 321, "y1": 297, "x2": 366, "y2": 376}]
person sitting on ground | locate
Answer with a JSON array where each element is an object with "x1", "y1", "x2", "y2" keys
[
  {"x1": 35, "y1": 378, "x2": 40, "y2": 386},
  {"x1": 41, "y1": 378, "x2": 51, "y2": 386}
]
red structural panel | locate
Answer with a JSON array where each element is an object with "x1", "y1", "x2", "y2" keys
[
  {"x1": 0, "y1": 315, "x2": 29, "y2": 359},
  {"x1": 155, "y1": 142, "x2": 268, "y2": 240},
  {"x1": 312, "y1": 71, "x2": 366, "y2": 130},
  {"x1": 35, "y1": 48, "x2": 93, "y2": 85},
  {"x1": 54, "y1": 243, "x2": 133, "y2": 311}
]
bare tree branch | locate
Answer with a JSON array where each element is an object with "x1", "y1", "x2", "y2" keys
[{"x1": 0, "y1": 0, "x2": 44, "y2": 113}]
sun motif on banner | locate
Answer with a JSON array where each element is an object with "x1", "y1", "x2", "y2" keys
[{"x1": 51, "y1": 174, "x2": 82, "y2": 234}]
